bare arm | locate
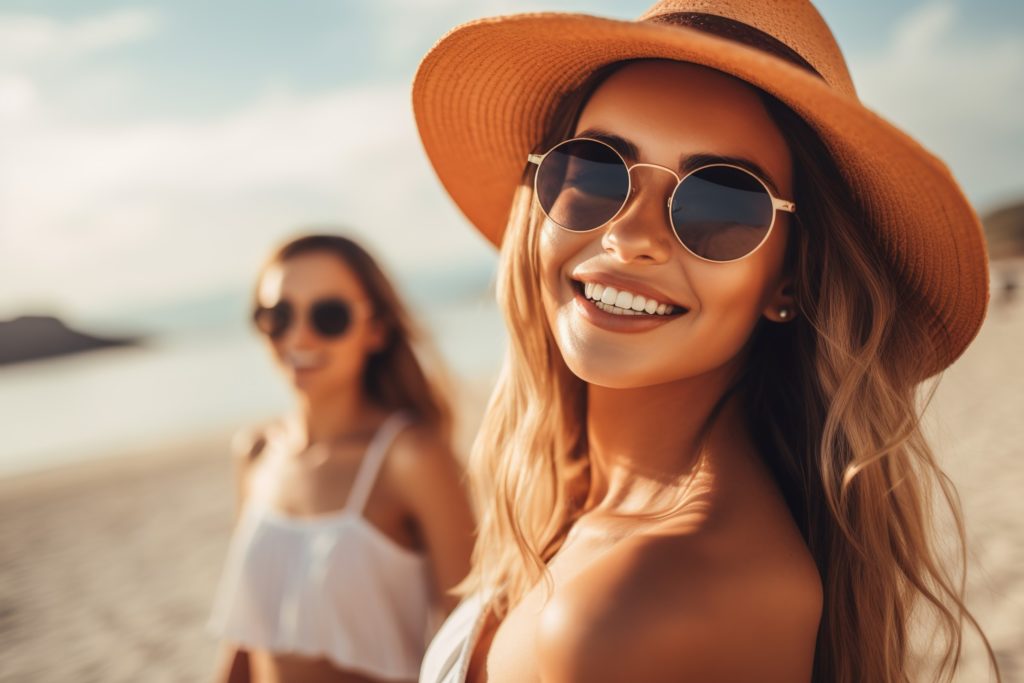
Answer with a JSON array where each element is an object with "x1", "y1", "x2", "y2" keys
[
  {"x1": 390, "y1": 426, "x2": 476, "y2": 615},
  {"x1": 211, "y1": 645, "x2": 250, "y2": 683}
]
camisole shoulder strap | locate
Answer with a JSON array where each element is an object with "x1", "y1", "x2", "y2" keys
[{"x1": 344, "y1": 411, "x2": 414, "y2": 515}]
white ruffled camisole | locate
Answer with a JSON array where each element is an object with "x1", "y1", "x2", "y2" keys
[{"x1": 209, "y1": 412, "x2": 437, "y2": 681}]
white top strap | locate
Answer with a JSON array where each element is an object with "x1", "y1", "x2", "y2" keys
[{"x1": 344, "y1": 412, "x2": 413, "y2": 515}]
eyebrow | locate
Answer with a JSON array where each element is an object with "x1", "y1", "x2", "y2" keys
[{"x1": 575, "y1": 127, "x2": 784, "y2": 197}]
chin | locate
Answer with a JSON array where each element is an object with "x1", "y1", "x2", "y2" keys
[
  {"x1": 558, "y1": 346, "x2": 675, "y2": 389},
  {"x1": 552, "y1": 313, "x2": 669, "y2": 388},
  {"x1": 289, "y1": 373, "x2": 330, "y2": 397}
]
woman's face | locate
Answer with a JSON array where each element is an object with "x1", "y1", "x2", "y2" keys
[
  {"x1": 256, "y1": 251, "x2": 385, "y2": 399},
  {"x1": 539, "y1": 60, "x2": 796, "y2": 389}
]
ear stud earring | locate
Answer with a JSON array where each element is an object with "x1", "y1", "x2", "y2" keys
[{"x1": 779, "y1": 308, "x2": 791, "y2": 320}]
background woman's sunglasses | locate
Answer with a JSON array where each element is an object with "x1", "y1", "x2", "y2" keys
[
  {"x1": 527, "y1": 137, "x2": 796, "y2": 263},
  {"x1": 252, "y1": 298, "x2": 355, "y2": 340}
]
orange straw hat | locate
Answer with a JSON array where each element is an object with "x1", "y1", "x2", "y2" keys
[{"x1": 412, "y1": 0, "x2": 989, "y2": 375}]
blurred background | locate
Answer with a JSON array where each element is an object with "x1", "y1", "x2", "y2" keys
[{"x1": 0, "y1": 1, "x2": 1021, "y2": 681}]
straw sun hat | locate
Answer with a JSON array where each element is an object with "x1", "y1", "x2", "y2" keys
[{"x1": 412, "y1": 0, "x2": 989, "y2": 375}]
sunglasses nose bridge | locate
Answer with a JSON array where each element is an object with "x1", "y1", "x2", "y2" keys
[
  {"x1": 285, "y1": 304, "x2": 335, "y2": 345},
  {"x1": 624, "y1": 162, "x2": 681, "y2": 198},
  {"x1": 626, "y1": 161, "x2": 680, "y2": 181},
  {"x1": 621, "y1": 162, "x2": 682, "y2": 218}
]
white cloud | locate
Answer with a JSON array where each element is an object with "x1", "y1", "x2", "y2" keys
[
  {"x1": 0, "y1": 81, "x2": 488, "y2": 317},
  {"x1": 0, "y1": 6, "x2": 496, "y2": 320},
  {"x1": 0, "y1": 73, "x2": 36, "y2": 118},
  {"x1": 850, "y1": 2, "x2": 1024, "y2": 208},
  {"x1": 0, "y1": 8, "x2": 160, "y2": 66}
]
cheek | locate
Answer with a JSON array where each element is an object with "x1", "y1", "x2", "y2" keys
[
  {"x1": 538, "y1": 220, "x2": 591, "y2": 325},
  {"x1": 695, "y1": 257, "x2": 779, "y2": 314},
  {"x1": 268, "y1": 339, "x2": 287, "y2": 366},
  {"x1": 329, "y1": 328, "x2": 374, "y2": 368},
  {"x1": 688, "y1": 262, "x2": 773, "y2": 349},
  {"x1": 682, "y1": 233, "x2": 788, "y2": 362}
]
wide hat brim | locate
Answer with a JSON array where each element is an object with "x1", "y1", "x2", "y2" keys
[{"x1": 412, "y1": 12, "x2": 989, "y2": 376}]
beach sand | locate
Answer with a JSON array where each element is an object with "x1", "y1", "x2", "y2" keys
[{"x1": 0, "y1": 304, "x2": 1021, "y2": 682}]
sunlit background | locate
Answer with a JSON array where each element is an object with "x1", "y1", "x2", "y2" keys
[{"x1": 1, "y1": 1, "x2": 1021, "y2": 681}]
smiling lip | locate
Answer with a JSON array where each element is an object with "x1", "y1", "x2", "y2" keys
[
  {"x1": 572, "y1": 292, "x2": 686, "y2": 333},
  {"x1": 568, "y1": 276, "x2": 688, "y2": 334}
]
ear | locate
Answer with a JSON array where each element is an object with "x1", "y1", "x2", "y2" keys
[{"x1": 762, "y1": 275, "x2": 798, "y2": 323}]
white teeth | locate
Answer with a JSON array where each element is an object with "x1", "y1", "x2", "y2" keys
[
  {"x1": 596, "y1": 301, "x2": 643, "y2": 315},
  {"x1": 578, "y1": 280, "x2": 680, "y2": 316}
]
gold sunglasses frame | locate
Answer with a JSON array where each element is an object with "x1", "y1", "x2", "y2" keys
[{"x1": 527, "y1": 136, "x2": 796, "y2": 264}]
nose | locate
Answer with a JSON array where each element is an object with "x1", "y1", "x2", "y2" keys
[
  {"x1": 600, "y1": 164, "x2": 676, "y2": 264},
  {"x1": 278, "y1": 311, "x2": 319, "y2": 350}
]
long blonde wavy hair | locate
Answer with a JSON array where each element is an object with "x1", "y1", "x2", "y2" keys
[{"x1": 457, "y1": 55, "x2": 1000, "y2": 683}]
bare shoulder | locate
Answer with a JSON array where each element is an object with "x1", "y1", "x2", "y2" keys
[
  {"x1": 384, "y1": 422, "x2": 465, "y2": 501},
  {"x1": 228, "y1": 422, "x2": 275, "y2": 497},
  {"x1": 230, "y1": 423, "x2": 272, "y2": 469},
  {"x1": 537, "y1": 518, "x2": 822, "y2": 683},
  {"x1": 387, "y1": 421, "x2": 458, "y2": 472}
]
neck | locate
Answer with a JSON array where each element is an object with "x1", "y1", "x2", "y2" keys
[
  {"x1": 583, "y1": 360, "x2": 747, "y2": 514},
  {"x1": 293, "y1": 382, "x2": 380, "y2": 446}
]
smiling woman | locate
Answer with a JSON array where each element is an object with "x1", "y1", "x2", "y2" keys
[
  {"x1": 207, "y1": 233, "x2": 475, "y2": 683},
  {"x1": 412, "y1": 2, "x2": 1000, "y2": 683}
]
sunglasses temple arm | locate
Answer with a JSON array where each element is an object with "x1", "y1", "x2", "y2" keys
[{"x1": 773, "y1": 197, "x2": 796, "y2": 213}]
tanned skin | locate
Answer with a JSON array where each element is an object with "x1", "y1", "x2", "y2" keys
[{"x1": 466, "y1": 60, "x2": 822, "y2": 683}]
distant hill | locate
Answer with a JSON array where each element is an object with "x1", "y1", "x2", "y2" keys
[
  {"x1": 0, "y1": 316, "x2": 140, "y2": 366},
  {"x1": 983, "y1": 201, "x2": 1024, "y2": 260}
]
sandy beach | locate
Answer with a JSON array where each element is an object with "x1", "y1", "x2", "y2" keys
[{"x1": 1, "y1": 303, "x2": 1021, "y2": 682}]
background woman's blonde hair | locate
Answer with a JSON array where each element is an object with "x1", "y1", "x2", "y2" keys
[
  {"x1": 257, "y1": 232, "x2": 453, "y2": 440},
  {"x1": 457, "y1": 59, "x2": 1000, "y2": 683}
]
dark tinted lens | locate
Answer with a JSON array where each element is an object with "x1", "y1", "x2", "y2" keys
[
  {"x1": 310, "y1": 299, "x2": 352, "y2": 337},
  {"x1": 535, "y1": 139, "x2": 629, "y2": 231},
  {"x1": 670, "y1": 166, "x2": 774, "y2": 262},
  {"x1": 253, "y1": 302, "x2": 292, "y2": 338}
]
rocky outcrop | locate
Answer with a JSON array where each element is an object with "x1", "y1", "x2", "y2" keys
[{"x1": 0, "y1": 316, "x2": 139, "y2": 366}]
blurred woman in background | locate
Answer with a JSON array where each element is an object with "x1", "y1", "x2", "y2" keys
[{"x1": 209, "y1": 233, "x2": 475, "y2": 683}]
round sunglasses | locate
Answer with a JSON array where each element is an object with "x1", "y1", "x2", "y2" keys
[
  {"x1": 252, "y1": 298, "x2": 361, "y2": 340},
  {"x1": 527, "y1": 137, "x2": 796, "y2": 263}
]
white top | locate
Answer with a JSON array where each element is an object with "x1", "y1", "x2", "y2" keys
[
  {"x1": 209, "y1": 412, "x2": 437, "y2": 681},
  {"x1": 419, "y1": 591, "x2": 490, "y2": 683}
]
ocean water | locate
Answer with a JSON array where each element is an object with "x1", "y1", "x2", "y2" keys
[{"x1": 0, "y1": 293, "x2": 506, "y2": 477}]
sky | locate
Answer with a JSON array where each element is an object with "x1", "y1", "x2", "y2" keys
[{"x1": 1, "y1": 0, "x2": 1022, "y2": 322}]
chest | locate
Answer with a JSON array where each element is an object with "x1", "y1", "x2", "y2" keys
[
  {"x1": 466, "y1": 530, "x2": 622, "y2": 683},
  {"x1": 252, "y1": 444, "x2": 360, "y2": 510},
  {"x1": 248, "y1": 442, "x2": 418, "y2": 550}
]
